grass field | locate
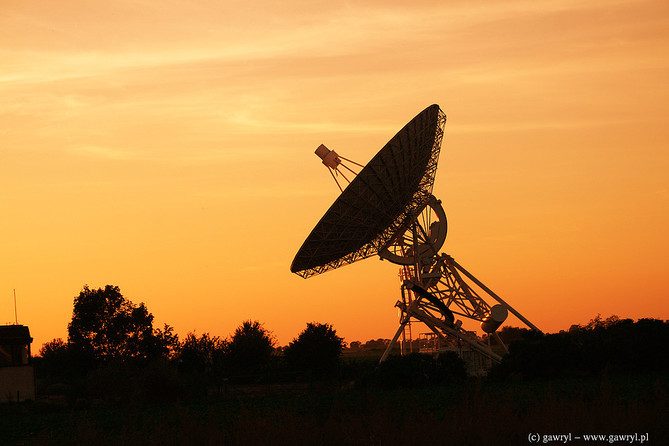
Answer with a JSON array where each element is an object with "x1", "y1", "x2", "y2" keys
[{"x1": 3, "y1": 372, "x2": 667, "y2": 445}]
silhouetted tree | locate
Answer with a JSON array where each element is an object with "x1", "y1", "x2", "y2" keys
[
  {"x1": 363, "y1": 339, "x2": 391, "y2": 350},
  {"x1": 489, "y1": 315, "x2": 669, "y2": 380},
  {"x1": 496, "y1": 326, "x2": 538, "y2": 345},
  {"x1": 152, "y1": 324, "x2": 180, "y2": 360},
  {"x1": 284, "y1": 322, "x2": 344, "y2": 376},
  {"x1": 67, "y1": 285, "x2": 165, "y2": 364},
  {"x1": 372, "y1": 353, "x2": 438, "y2": 389},
  {"x1": 369, "y1": 352, "x2": 467, "y2": 389},
  {"x1": 436, "y1": 351, "x2": 467, "y2": 381},
  {"x1": 173, "y1": 332, "x2": 227, "y2": 398},
  {"x1": 37, "y1": 338, "x2": 72, "y2": 379},
  {"x1": 39, "y1": 338, "x2": 67, "y2": 359},
  {"x1": 226, "y1": 320, "x2": 275, "y2": 376},
  {"x1": 178, "y1": 332, "x2": 226, "y2": 375}
]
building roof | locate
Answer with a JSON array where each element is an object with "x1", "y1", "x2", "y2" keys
[{"x1": 0, "y1": 325, "x2": 33, "y2": 344}]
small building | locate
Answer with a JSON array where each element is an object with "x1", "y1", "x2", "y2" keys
[{"x1": 0, "y1": 324, "x2": 35, "y2": 402}]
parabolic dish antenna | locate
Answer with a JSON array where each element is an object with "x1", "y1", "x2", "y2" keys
[
  {"x1": 291, "y1": 104, "x2": 540, "y2": 368},
  {"x1": 291, "y1": 104, "x2": 445, "y2": 278}
]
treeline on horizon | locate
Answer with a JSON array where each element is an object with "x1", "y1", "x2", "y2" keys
[{"x1": 34, "y1": 284, "x2": 669, "y2": 404}]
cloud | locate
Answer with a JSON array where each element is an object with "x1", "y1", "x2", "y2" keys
[
  {"x1": 67, "y1": 145, "x2": 139, "y2": 160},
  {"x1": 2, "y1": 0, "x2": 645, "y2": 86}
]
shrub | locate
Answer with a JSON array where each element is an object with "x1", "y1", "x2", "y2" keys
[{"x1": 284, "y1": 322, "x2": 344, "y2": 377}]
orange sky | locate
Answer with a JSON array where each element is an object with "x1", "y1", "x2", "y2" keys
[{"x1": 2, "y1": 0, "x2": 668, "y2": 351}]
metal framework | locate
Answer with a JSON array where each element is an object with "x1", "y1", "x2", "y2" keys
[
  {"x1": 291, "y1": 105, "x2": 446, "y2": 278},
  {"x1": 375, "y1": 193, "x2": 540, "y2": 363},
  {"x1": 291, "y1": 104, "x2": 540, "y2": 370}
]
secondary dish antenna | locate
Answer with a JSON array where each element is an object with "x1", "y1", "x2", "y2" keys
[{"x1": 291, "y1": 104, "x2": 540, "y2": 366}]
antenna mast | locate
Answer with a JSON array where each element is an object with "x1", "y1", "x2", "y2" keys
[{"x1": 14, "y1": 289, "x2": 18, "y2": 324}]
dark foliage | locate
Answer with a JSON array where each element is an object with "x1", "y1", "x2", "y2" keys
[
  {"x1": 489, "y1": 315, "x2": 669, "y2": 380},
  {"x1": 152, "y1": 324, "x2": 180, "y2": 360},
  {"x1": 35, "y1": 285, "x2": 180, "y2": 401},
  {"x1": 225, "y1": 320, "x2": 276, "y2": 376},
  {"x1": 436, "y1": 351, "x2": 468, "y2": 380},
  {"x1": 67, "y1": 285, "x2": 169, "y2": 365},
  {"x1": 362, "y1": 338, "x2": 391, "y2": 351},
  {"x1": 37, "y1": 338, "x2": 71, "y2": 378},
  {"x1": 139, "y1": 360, "x2": 185, "y2": 403},
  {"x1": 369, "y1": 352, "x2": 466, "y2": 389},
  {"x1": 35, "y1": 299, "x2": 669, "y2": 415},
  {"x1": 284, "y1": 322, "x2": 344, "y2": 376},
  {"x1": 496, "y1": 325, "x2": 542, "y2": 344},
  {"x1": 5, "y1": 373, "x2": 668, "y2": 446},
  {"x1": 177, "y1": 332, "x2": 226, "y2": 376}
]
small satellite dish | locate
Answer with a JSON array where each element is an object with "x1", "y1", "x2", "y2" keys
[{"x1": 291, "y1": 104, "x2": 540, "y2": 366}]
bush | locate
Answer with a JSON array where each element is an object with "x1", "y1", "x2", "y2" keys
[
  {"x1": 489, "y1": 316, "x2": 669, "y2": 380},
  {"x1": 368, "y1": 352, "x2": 466, "y2": 389},
  {"x1": 226, "y1": 320, "x2": 275, "y2": 377},
  {"x1": 284, "y1": 322, "x2": 344, "y2": 377},
  {"x1": 177, "y1": 332, "x2": 226, "y2": 376}
]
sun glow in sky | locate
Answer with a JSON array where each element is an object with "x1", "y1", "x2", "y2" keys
[{"x1": 2, "y1": 0, "x2": 669, "y2": 351}]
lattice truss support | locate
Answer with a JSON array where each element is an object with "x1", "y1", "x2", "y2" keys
[
  {"x1": 381, "y1": 266, "x2": 489, "y2": 363},
  {"x1": 380, "y1": 208, "x2": 540, "y2": 364}
]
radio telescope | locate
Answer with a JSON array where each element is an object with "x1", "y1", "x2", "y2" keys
[{"x1": 291, "y1": 104, "x2": 540, "y2": 364}]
